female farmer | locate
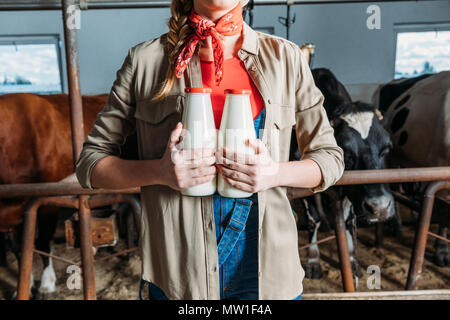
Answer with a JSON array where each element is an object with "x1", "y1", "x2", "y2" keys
[{"x1": 76, "y1": 0, "x2": 344, "y2": 300}]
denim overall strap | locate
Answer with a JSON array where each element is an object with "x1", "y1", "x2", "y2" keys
[{"x1": 217, "y1": 198, "x2": 253, "y2": 267}]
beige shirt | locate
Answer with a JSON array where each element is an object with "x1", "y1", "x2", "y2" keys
[{"x1": 76, "y1": 22, "x2": 344, "y2": 300}]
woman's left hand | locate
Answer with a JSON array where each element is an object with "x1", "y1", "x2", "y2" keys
[{"x1": 216, "y1": 138, "x2": 279, "y2": 193}]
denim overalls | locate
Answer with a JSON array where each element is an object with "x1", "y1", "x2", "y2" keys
[
  {"x1": 212, "y1": 107, "x2": 266, "y2": 300},
  {"x1": 138, "y1": 108, "x2": 301, "y2": 300}
]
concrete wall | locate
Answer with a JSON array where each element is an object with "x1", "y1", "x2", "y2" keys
[{"x1": 0, "y1": 1, "x2": 449, "y2": 95}]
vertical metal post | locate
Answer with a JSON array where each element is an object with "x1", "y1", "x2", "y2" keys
[
  {"x1": 62, "y1": 0, "x2": 96, "y2": 300},
  {"x1": 335, "y1": 211, "x2": 355, "y2": 292},
  {"x1": 286, "y1": 3, "x2": 291, "y2": 40},
  {"x1": 77, "y1": 195, "x2": 96, "y2": 299},
  {"x1": 406, "y1": 180, "x2": 450, "y2": 290},
  {"x1": 16, "y1": 201, "x2": 39, "y2": 300},
  {"x1": 277, "y1": 0, "x2": 296, "y2": 40},
  {"x1": 62, "y1": 0, "x2": 85, "y2": 159}
]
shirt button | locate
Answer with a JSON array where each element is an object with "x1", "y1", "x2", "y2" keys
[
  {"x1": 212, "y1": 266, "x2": 217, "y2": 272},
  {"x1": 258, "y1": 271, "x2": 262, "y2": 277},
  {"x1": 268, "y1": 99, "x2": 272, "y2": 104},
  {"x1": 251, "y1": 65, "x2": 257, "y2": 72}
]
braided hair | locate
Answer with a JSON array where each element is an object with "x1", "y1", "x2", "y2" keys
[{"x1": 152, "y1": 0, "x2": 194, "y2": 101}]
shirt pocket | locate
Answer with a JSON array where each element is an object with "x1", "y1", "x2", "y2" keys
[
  {"x1": 134, "y1": 95, "x2": 184, "y2": 160},
  {"x1": 269, "y1": 103, "x2": 296, "y2": 163}
]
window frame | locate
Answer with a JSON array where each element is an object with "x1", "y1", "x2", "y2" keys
[
  {"x1": 0, "y1": 33, "x2": 64, "y2": 94},
  {"x1": 393, "y1": 22, "x2": 450, "y2": 79}
]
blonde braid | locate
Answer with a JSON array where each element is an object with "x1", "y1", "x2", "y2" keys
[{"x1": 152, "y1": 0, "x2": 194, "y2": 102}]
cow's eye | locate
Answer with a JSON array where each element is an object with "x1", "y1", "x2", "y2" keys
[{"x1": 379, "y1": 147, "x2": 390, "y2": 158}]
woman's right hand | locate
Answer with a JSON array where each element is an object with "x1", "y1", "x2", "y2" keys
[{"x1": 159, "y1": 122, "x2": 217, "y2": 191}]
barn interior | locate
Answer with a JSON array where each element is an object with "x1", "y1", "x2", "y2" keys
[
  {"x1": 0, "y1": 0, "x2": 449, "y2": 300},
  {"x1": 2, "y1": 0, "x2": 450, "y2": 97}
]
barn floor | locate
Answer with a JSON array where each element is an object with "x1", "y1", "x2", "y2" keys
[
  {"x1": 298, "y1": 223, "x2": 449, "y2": 293},
  {"x1": 0, "y1": 213, "x2": 449, "y2": 299}
]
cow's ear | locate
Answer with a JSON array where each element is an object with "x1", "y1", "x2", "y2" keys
[
  {"x1": 330, "y1": 117, "x2": 342, "y2": 128},
  {"x1": 375, "y1": 109, "x2": 390, "y2": 129},
  {"x1": 375, "y1": 109, "x2": 383, "y2": 121}
]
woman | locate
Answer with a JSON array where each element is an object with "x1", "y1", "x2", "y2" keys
[{"x1": 76, "y1": 0, "x2": 344, "y2": 300}]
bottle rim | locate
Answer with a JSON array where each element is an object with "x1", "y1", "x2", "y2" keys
[
  {"x1": 185, "y1": 87, "x2": 212, "y2": 93},
  {"x1": 224, "y1": 89, "x2": 251, "y2": 95}
]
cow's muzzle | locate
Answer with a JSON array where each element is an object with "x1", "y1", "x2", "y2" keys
[{"x1": 361, "y1": 194, "x2": 395, "y2": 222}]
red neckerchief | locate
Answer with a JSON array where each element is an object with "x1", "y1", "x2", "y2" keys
[{"x1": 174, "y1": 1, "x2": 243, "y2": 85}]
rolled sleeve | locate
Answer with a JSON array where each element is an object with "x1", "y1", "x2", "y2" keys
[
  {"x1": 294, "y1": 47, "x2": 345, "y2": 193},
  {"x1": 75, "y1": 48, "x2": 137, "y2": 189}
]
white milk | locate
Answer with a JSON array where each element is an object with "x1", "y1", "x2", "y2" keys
[
  {"x1": 217, "y1": 90, "x2": 256, "y2": 198},
  {"x1": 180, "y1": 88, "x2": 217, "y2": 196}
]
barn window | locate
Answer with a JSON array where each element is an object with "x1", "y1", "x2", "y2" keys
[
  {"x1": 394, "y1": 23, "x2": 450, "y2": 79},
  {"x1": 0, "y1": 35, "x2": 63, "y2": 94}
]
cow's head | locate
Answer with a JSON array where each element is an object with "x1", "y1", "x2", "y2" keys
[{"x1": 331, "y1": 102, "x2": 395, "y2": 224}]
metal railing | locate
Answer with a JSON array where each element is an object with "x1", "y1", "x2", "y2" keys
[
  {"x1": 0, "y1": 0, "x2": 444, "y2": 10},
  {"x1": 1, "y1": 167, "x2": 449, "y2": 297},
  {"x1": 0, "y1": 167, "x2": 448, "y2": 199}
]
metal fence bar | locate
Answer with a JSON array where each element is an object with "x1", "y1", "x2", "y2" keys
[
  {"x1": 406, "y1": 180, "x2": 450, "y2": 290},
  {"x1": 94, "y1": 247, "x2": 138, "y2": 262},
  {"x1": 301, "y1": 289, "x2": 450, "y2": 300},
  {"x1": 33, "y1": 249, "x2": 79, "y2": 266},
  {"x1": 16, "y1": 193, "x2": 142, "y2": 300},
  {"x1": 0, "y1": 0, "x2": 443, "y2": 11},
  {"x1": 1, "y1": 167, "x2": 448, "y2": 199},
  {"x1": 287, "y1": 166, "x2": 450, "y2": 200},
  {"x1": 428, "y1": 231, "x2": 450, "y2": 243},
  {"x1": 298, "y1": 235, "x2": 336, "y2": 250},
  {"x1": 334, "y1": 200, "x2": 355, "y2": 292},
  {"x1": 17, "y1": 196, "x2": 79, "y2": 299},
  {"x1": 61, "y1": 0, "x2": 96, "y2": 300},
  {"x1": 0, "y1": 183, "x2": 139, "y2": 198}
]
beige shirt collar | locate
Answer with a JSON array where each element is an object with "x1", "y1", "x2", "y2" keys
[{"x1": 240, "y1": 22, "x2": 259, "y2": 56}]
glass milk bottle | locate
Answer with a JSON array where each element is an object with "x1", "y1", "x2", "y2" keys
[
  {"x1": 180, "y1": 87, "x2": 217, "y2": 196},
  {"x1": 218, "y1": 89, "x2": 256, "y2": 198}
]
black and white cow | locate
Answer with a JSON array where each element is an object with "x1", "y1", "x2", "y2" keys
[
  {"x1": 374, "y1": 71, "x2": 450, "y2": 267},
  {"x1": 290, "y1": 68, "x2": 397, "y2": 280}
]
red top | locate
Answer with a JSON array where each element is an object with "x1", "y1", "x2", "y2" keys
[
  {"x1": 200, "y1": 56, "x2": 264, "y2": 129},
  {"x1": 185, "y1": 87, "x2": 212, "y2": 93},
  {"x1": 224, "y1": 89, "x2": 252, "y2": 95}
]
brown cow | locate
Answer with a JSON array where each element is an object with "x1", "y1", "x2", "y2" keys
[{"x1": 0, "y1": 93, "x2": 107, "y2": 297}]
